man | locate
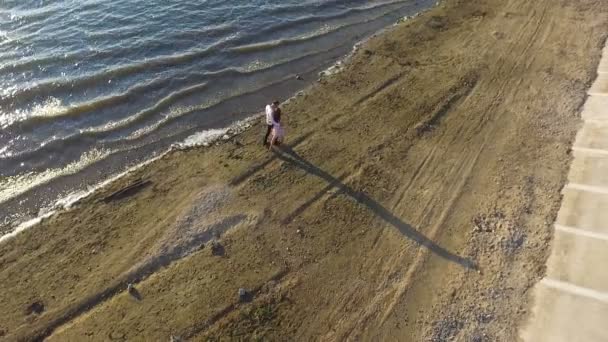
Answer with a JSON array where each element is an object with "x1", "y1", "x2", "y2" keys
[{"x1": 263, "y1": 100, "x2": 280, "y2": 146}]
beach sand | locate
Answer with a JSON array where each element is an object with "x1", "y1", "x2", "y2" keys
[{"x1": 1, "y1": 0, "x2": 608, "y2": 340}]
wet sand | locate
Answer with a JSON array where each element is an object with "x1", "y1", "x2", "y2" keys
[{"x1": 1, "y1": 0, "x2": 607, "y2": 340}]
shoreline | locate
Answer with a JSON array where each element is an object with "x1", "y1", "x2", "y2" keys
[{"x1": 1, "y1": 0, "x2": 607, "y2": 340}]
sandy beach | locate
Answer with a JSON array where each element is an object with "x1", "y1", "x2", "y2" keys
[{"x1": 1, "y1": 0, "x2": 608, "y2": 340}]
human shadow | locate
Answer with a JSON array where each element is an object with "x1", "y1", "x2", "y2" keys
[
  {"x1": 229, "y1": 132, "x2": 313, "y2": 186},
  {"x1": 273, "y1": 146, "x2": 477, "y2": 270}
]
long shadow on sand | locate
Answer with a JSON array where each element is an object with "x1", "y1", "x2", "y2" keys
[
  {"x1": 274, "y1": 146, "x2": 477, "y2": 270},
  {"x1": 26, "y1": 215, "x2": 246, "y2": 342}
]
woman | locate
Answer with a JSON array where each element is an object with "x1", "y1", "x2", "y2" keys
[{"x1": 269, "y1": 107, "x2": 284, "y2": 149}]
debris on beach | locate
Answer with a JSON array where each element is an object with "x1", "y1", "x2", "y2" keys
[
  {"x1": 211, "y1": 240, "x2": 224, "y2": 256},
  {"x1": 238, "y1": 288, "x2": 250, "y2": 302},
  {"x1": 102, "y1": 179, "x2": 152, "y2": 203},
  {"x1": 127, "y1": 283, "x2": 143, "y2": 300},
  {"x1": 25, "y1": 301, "x2": 45, "y2": 315}
]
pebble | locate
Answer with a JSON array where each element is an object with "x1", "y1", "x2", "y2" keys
[
  {"x1": 211, "y1": 241, "x2": 223, "y2": 256},
  {"x1": 238, "y1": 288, "x2": 248, "y2": 302},
  {"x1": 222, "y1": 134, "x2": 230, "y2": 140}
]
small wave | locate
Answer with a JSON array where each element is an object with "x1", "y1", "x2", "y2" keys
[
  {"x1": 261, "y1": 0, "x2": 411, "y2": 35},
  {"x1": 357, "y1": 0, "x2": 414, "y2": 11},
  {"x1": 0, "y1": 30, "x2": 12, "y2": 44},
  {"x1": 6, "y1": 3, "x2": 61, "y2": 22},
  {"x1": 229, "y1": 24, "x2": 338, "y2": 53},
  {"x1": 0, "y1": 144, "x2": 9, "y2": 157},
  {"x1": 82, "y1": 81, "x2": 209, "y2": 135},
  {"x1": 0, "y1": 137, "x2": 19, "y2": 159},
  {"x1": 0, "y1": 148, "x2": 111, "y2": 205},
  {"x1": 0, "y1": 97, "x2": 65, "y2": 128},
  {"x1": 265, "y1": 0, "x2": 348, "y2": 16},
  {"x1": 124, "y1": 104, "x2": 204, "y2": 141}
]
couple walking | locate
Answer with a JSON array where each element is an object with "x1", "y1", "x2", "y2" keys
[{"x1": 262, "y1": 100, "x2": 285, "y2": 149}]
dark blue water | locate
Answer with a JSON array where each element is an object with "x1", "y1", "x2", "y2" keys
[{"x1": 0, "y1": 0, "x2": 431, "y2": 230}]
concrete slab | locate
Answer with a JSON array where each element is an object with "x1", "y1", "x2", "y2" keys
[
  {"x1": 574, "y1": 120, "x2": 608, "y2": 151},
  {"x1": 546, "y1": 230, "x2": 608, "y2": 292},
  {"x1": 589, "y1": 73, "x2": 608, "y2": 94},
  {"x1": 557, "y1": 188, "x2": 608, "y2": 233},
  {"x1": 568, "y1": 151, "x2": 608, "y2": 188},
  {"x1": 581, "y1": 95, "x2": 608, "y2": 121},
  {"x1": 522, "y1": 282, "x2": 608, "y2": 342},
  {"x1": 522, "y1": 39, "x2": 608, "y2": 342}
]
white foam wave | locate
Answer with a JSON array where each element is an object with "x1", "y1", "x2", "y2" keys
[
  {"x1": 0, "y1": 211, "x2": 55, "y2": 243},
  {"x1": 179, "y1": 128, "x2": 229, "y2": 147},
  {"x1": 0, "y1": 97, "x2": 66, "y2": 128},
  {"x1": 175, "y1": 115, "x2": 259, "y2": 149},
  {"x1": 0, "y1": 145, "x2": 9, "y2": 157},
  {"x1": 0, "y1": 84, "x2": 19, "y2": 101},
  {"x1": 0, "y1": 148, "x2": 111, "y2": 205},
  {"x1": 0, "y1": 30, "x2": 12, "y2": 44}
]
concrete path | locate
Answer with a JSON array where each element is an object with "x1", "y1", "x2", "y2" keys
[{"x1": 521, "y1": 42, "x2": 608, "y2": 341}]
